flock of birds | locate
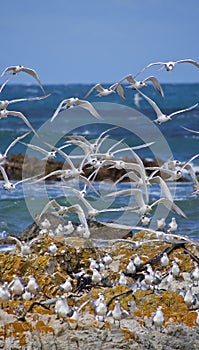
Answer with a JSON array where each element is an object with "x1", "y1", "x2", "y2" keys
[{"x1": 0, "y1": 59, "x2": 199, "y2": 328}]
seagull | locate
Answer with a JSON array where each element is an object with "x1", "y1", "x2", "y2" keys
[
  {"x1": 1, "y1": 65, "x2": 45, "y2": 93},
  {"x1": 141, "y1": 215, "x2": 151, "y2": 226},
  {"x1": 135, "y1": 88, "x2": 198, "y2": 124},
  {"x1": 184, "y1": 285, "x2": 195, "y2": 307},
  {"x1": 126, "y1": 258, "x2": 136, "y2": 274},
  {"x1": 152, "y1": 306, "x2": 164, "y2": 329},
  {"x1": 107, "y1": 299, "x2": 129, "y2": 325},
  {"x1": 118, "y1": 271, "x2": 127, "y2": 285},
  {"x1": 84, "y1": 83, "x2": 126, "y2": 100},
  {"x1": 119, "y1": 74, "x2": 164, "y2": 96},
  {"x1": 190, "y1": 264, "x2": 199, "y2": 286},
  {"x1": 167, "y1": 217, "x2": 178, "y2": 233},
  {"x1": 133, "y1": 253, "x2": 142, "y2": 268},
  {"x1": 171, "y1": 260, "x2": 180, "y2": 278},
  {"x1": 160, "y1": 252, "x2": 169, "y2": 267},
  {"x1": 157, "y1": 218, "x2": 166, "y2": 231},
  {"x1": 0, "y1": 282, "x2": 11, "y2": 304},
  {"x1": 0, "y1": 94, "x2": 50, "y2": 110},
  {"x1": 19, "y1": 141, "x2": 70, "y2": 160},
  {"x1": 0, "y1": 108, "x2": 38, "y2": 136},
  {"x1": 38, "y1": 200, "x2": 90, "y2": 238},
  {"x1": 135, "y1": 59, "x2": 199, "y2": 76},
  {"x1": 50, "y1": 97, "x2": 102, "y2": 122},
  {"x1": 91, "y1": 268, "x2": 102, "y2": 284},
  {"x1": 54, "y1": 295, "x2": 71, "y2": 318},
  {"x1": 95, "y1": 296, "x2": 108, "y2": 322},
  {"x1": 101, "y1": 253, "x2": 113, "y2": 267},
  {"x1": 0, "y1": 165, "x2": 44, "y2": 191},
  {"x1": 26, "y1": 275, "x2": 40, "y2": 296},
  {"x1": 9, "y1": 275, "x2": 24, "y2": 298},
  {"x1": 59, "y1": 278, "x2": 73, "y2": 293},
  {"x1": 0, "y1": 131, "x2": 30, "y2": 165},
  {"x1": 7, "y1": 235, "x2": 42, "y2": 256}
]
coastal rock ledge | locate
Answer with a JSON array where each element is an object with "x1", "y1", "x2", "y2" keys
[{"x1": 0, "y1": 224, "x2": 199, "y2": 349}]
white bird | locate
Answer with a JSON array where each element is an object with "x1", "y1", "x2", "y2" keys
[
  {"x1": 48, "y1": 242, "x2": 58, "y2": 254},
  {"x1": 133, "y1": 253, "x2": 142, "y2": 268},
  {"x1": 89, "y1": 258, "x2": 100, "y2": 271},
  {"x1": 119, "y1": 74, "x2": 164, "y2": 96},
  {"x1": 190, "y1": 264, "x2": 199, "y2": 286},
  {"x1": 22, "y1": 287, "x2": 32, "y2": 301},
  {"x1": 135, "y1": 88, "x2": 198, "y2": 124},
  {"x1": 152, "y1": 306, "x2": 164, "y2": 329},
  {"x1": 26, "y1": 275, "x2": 40, "y2": 296},
  {"x1": 9, "y1": 275, "x2": 24, "y2": 298},
  {"x1": 141, "y1": 215, "x2": 151, "y2": 226},
  {"x1": 8, "y1": 235, "x2": 41, "y2": 256},
  {"x1": 195, "y1": 309, "x2": 199, "y2": 326},
  {"x1": 0, "y1": 282, "x2": 11, "y2": 304},
  {"x1": 126, "y1": 258, "x2": 136, "y2": 274},
  {"x1": 107, "y1": 299, "x2": 129, "y2": 325},
  {"x1": 20, "y1": 141, "x2": 70, "y2": 160},
  {"x1": 101, "y1": 253, "x2": 113, "y2": 267},
  {"x1": 157, "y1": 218, "x2": 166, "y2": 231},
  {"x1": 0, "y1": 131, "x2": 30, "y2": 165},
  {"x1": 59, "y1": 278, "x2": 73, "y2": 293},
  {"x1": 0, "y1": 109, "x2": 38, "y2": 136},
  {"x1": 39, "y1": 218, "x2": 51, "y2": 230},
  {"x1": 63, "y1": 221, "x2": 74, "y2": 235},
  {"x1": 184, "y1": 286, "x2": 195, "y2": 307},
  {"x1": 1, "y1": 65, "x2": 45, "y2": 93},
  {"x1": 91, "y1": 268, "x2": 102, "y2": 284},
  {"x1": 118, "y1": 271, "x2": 127, "y2": 285},
  {"x1": 160, "y1": 252, "x2": 169, "y2": 267},
  {"x1": 55, "y1": 296, "x2": 71, "y2": 318},
  {"x1": 84, "y1": 83, "x2": 126, "y2": 100},
  {"x1": 50, "y1": 97, "x2": 102, "y2": 122},
  {"x1": 135, "y1": 59, "x2": 199, "y2": 76},
  {"x1": 95, "y1": 297, "x2": 108, "y2": 322},
  {"x1": 171, "y1": 260, "x2": 180, "y2": 278},
  {"x1": 167, "y1": 217, "x2": 178, "y2": 233}
]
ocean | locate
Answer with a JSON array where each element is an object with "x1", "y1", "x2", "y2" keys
[{"x1": 0, "y1": 83, "x2": 198, "y2": 240}]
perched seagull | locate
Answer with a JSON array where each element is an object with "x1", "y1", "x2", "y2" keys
[
  {"x1": 7, "y1": 235, "x2": 41, "y2": 256},
  {"x1": 47, "y1": 242, "x2": 58, "y2": 254},
  {"x1": 26, "y1": 275, "x2": 40, "y2": 296},
  {"x1": 0, "y1": 282, "x2": 11, "y2": 304},
  {"x1": 171, "y1": 260, "x2": 180, "y2": 278},
  {"x1": 167, "y1": 217, "x2": 178, "y2": 233},
  {"x1": 38, "y1": 200, "x2": 90, "y2": 238},
  {"x1": 160, "y1": 252, "x2": 169, "y2": 267},
  {"x1": 1, "y1": 65, "x2": 45, "y2": 93},
  {"x1": 118, "y1": 271, "x2": 127, "y2": 286},
  {"x1": 0, "y1": 109, "x2": 38, "y2": 136},
  {"x1": 157, "y1": 218, "x2": 166, "y2": 231},
  {"x1": 101, "y1": 253, "x2": 113, "y2": 267},
  {"x1": 141, "y1": 215, "x2": 151, "y2": 226},
  {"x1": 133, "y1": 253, "x2": 142, "y2": 268},
  {"x1": 9, "y1": 275, "x2": 24, "y2": 298},
  {"x1": 91, "y1": 268, "x2": 102, "y2": 284},
  {"x1": 0, "y1": 131, "x2": 30, "y2": 164},
  {"x1": 95, "y1": 296, "x2": 108, "y2": 322},
  {"x1": 184, "y1": 285, "x2": 195, "y2": 307},
  {"x1": 50, "y1": 97, "x2": 102, "y2": 122},
  {"x1": 84, "y1": 83, "x2": 126, "y2": 100},
  {"x1": 190, "y1": 264, "x2": 199, "y2": 286},
  {"x1": 119, "y1": 74, "x2": 164, "y2": 96},
  {"x1": 59, "y1": 278, "x2": 73, "y2": 293},
  {"x1": 54, "y1": 295, "x2": 71, "y2": 318},
  {"x1": 135, "y1": 88, "x2": 198, "y2": 124},
  {"x1": 152, "y1": 306, "x2": 164, "y2": 329},
  {"x1": 107, "y1": 299, "x2": 129, "y2": 325},
  {"x1": 126, "y1": 258, "x2": 136, "y2": 274},
  {"x1": 135, "y1": 59, "x2": 199, "y2": 76}
]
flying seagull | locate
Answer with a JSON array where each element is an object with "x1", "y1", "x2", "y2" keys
[{"x1": 119, "y1": 74, "x2": 164, "y2": 97}]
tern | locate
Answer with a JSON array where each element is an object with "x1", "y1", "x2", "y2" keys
[
  {"x1": 84, "y1": 83, "x2": 126, "y2": 100},
  {"x1": 152, "y1": 306, "x2": 164, "y2": 329},
  {"x1": 119, "y1": 74, "x2": 164, "y2": 96},
  {"x1": 0, "y1": 94, "x2": 50, "y2": 110},
  {"x1": 50, "y1": 97, "x2": 102, "y2": 122},
  {"x1": 135, "y1": 59, "x2": 199, "y2": 77},
  {"x1": 8, "y1": 235, "x2": 42, "y2": 256},
  {"x1": 1, "y1": 65, "x2": 45, "y2": 93},
  {"x1": 135, "y1": 88, "x2": 198, "y2": 124}
]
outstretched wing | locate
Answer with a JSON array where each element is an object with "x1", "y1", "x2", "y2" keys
[
  {"x1": 77, "y1": 99, "x2": 102, "y2": 119},
  {"x1": 50, "y1": 99, "x2": 70, "y2": 122},
  {"x1": 169, "y1": 103, "x2": 198, "y2": 118},
  {"x1": 144, "y1": 76, "x2": 164, "y2": 97}
]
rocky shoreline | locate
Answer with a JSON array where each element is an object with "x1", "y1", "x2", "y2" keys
[{"x1": 0, "y1": 213, "x2": 199, "y2": 349}]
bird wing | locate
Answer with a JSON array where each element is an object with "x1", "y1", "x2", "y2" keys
[
  {"x1": 21, "y1": 67, "x2": 45, "y2": 93},
  {"x1": 169, "y1": 103, "x2": 198, "y2": 118},
  {"x1": 134, "y1": 88, "x2": 163, "y2": 118},
  {"x1": 116, "y1": 84, "x2": 126, "y2": 101},
  {"x1": 118, "y1": 74, "x2": 136, "y2": 84},
  {"x1": 7, "y1": 235, "x2": 22, "y2": 249},
  {"x1": 43, "y1": 141, "x2": 76, "y2": 170},
  {"x1": 38, "y1": 199, "x2": 62, "y2": 221},
  {"x1": 68, "y1": 204, "x2": 90, "y2": 236},
  {"x1": 84, "y1": 84, "x2": 103, "y2": 98},
  {"x1": 143, "y1": 76, "x2": 164, "y2": 97},
  {"x1": 0, "y1": 165, "x2": 10, "y2": 183},
  {"x1": 7, "y1": 110, "x2": 38, "y2": 137},
  {"x1": 50, "y1": 99, "x2": 70, "y2": 122},
  {"x1": 0, "y1": 77, "x2": 12, "y2": 93},
  {"x1": 182, "y1": 126, "x2": 199, "y2": 134},
  {"x1": 134, "y1": 62, "x2": 165, "y2": 78},
  {"x1": 19, "y1": 141, "x2": 51, "y2": 157},
  {"x1": 0, "y1": 66, "x2": 17, "y2": 77},
  {"x1": 176, "y1": 59, "x2": 199, "y2": 68},
  {"x1": 76, "y1": 99, "x2": 102, "y2": 119},
  {"x1": 149, "y1": 176, "x2": 173, "y2": 201},
  {"x1": 9, "y1": 93, "x2": 51, "y2": 105},
  {"x1": 4, "y1": 132, "x2": 30, "y2": 157},
  {"x1": 152, "y1": 198, "x2": 187, "y2": 218}
]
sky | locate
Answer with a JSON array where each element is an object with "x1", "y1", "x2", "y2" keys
[{"x1": 1, "y1": 0, "x2": 199, "y2": 85}]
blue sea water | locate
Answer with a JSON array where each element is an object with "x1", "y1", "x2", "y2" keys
[{"x1": 0, "y1": 83, "x2": 198, "y2": 239}]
